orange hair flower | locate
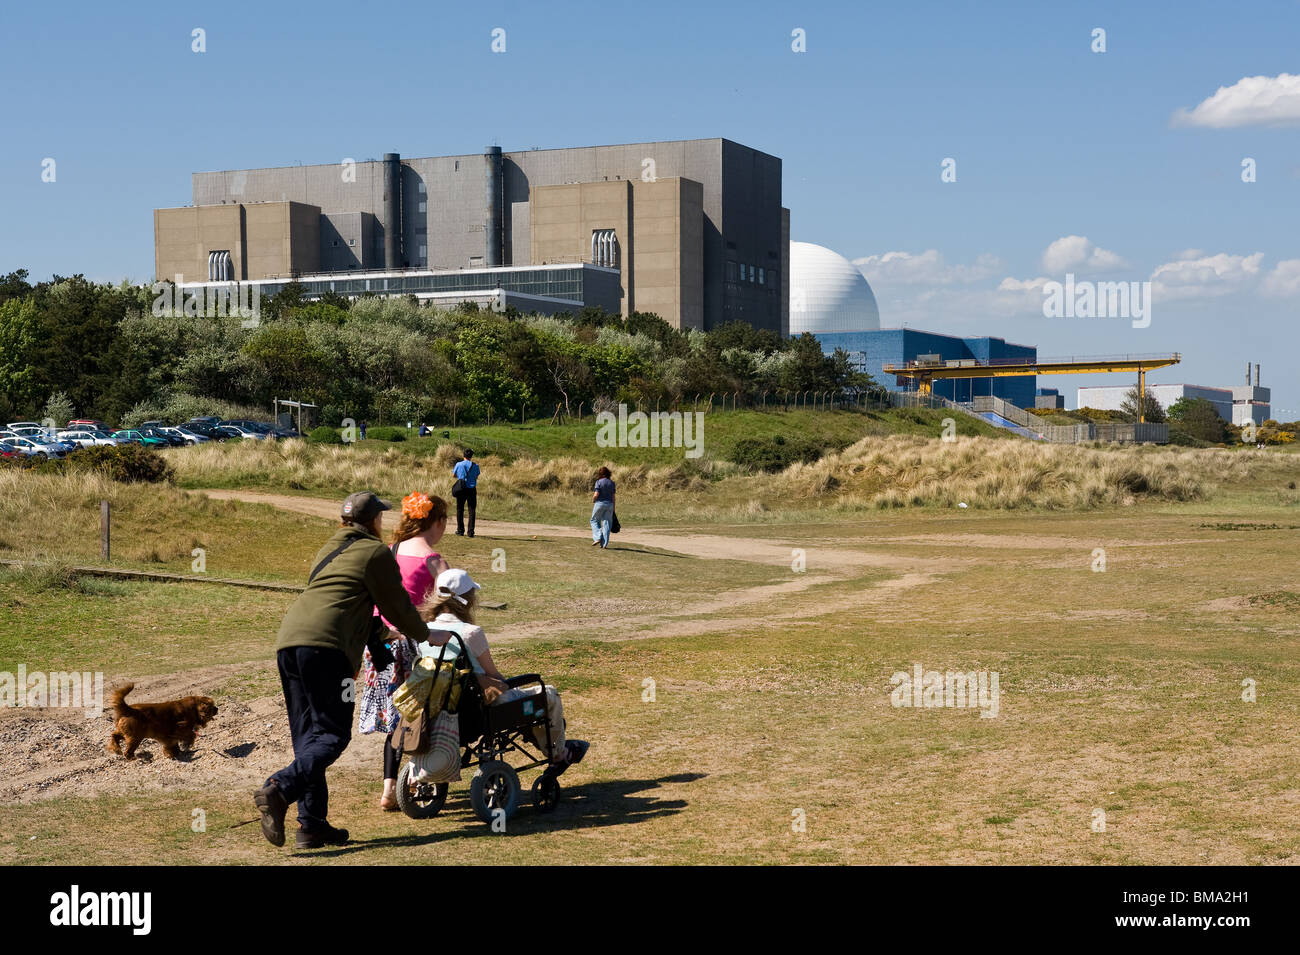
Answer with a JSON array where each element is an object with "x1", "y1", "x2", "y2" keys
[{"x1": 401, "y1": 492, "x2": 433, "y2": 521}]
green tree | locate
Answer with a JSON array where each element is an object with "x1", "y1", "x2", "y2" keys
[
  {"x1": 1119, "y1": 386, "x2": 1166, "y2": 423},
  {"x1": 1168, "y1": 396, "x2": 1227, "y2": 443},
  {"x1": 0, "y1": 298, "x2": 41, "y2": 414},
  {"x1": 43, "y1": 390, "x2": 75, "y2": 428},
  {"x1": 0, "y1": 269, "x2": 32, "y2": 306}
]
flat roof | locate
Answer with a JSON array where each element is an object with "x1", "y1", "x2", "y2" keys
[
  {"x1": 823, "y1": 326, "x2": 1038, "y2": 352},
  {"x1": 193, "y1": 138, "x2": 777, "y2": 177}
]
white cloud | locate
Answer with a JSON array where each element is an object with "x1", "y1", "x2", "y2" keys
[
  {"x1": 852, "y1": 249, "x2": 1002, "y2": 286},
  {"x1": 1149, "y1": 251, "x2": 1264, "y2": 299},
  {"x1": 1261, "y1": 259, "x2": 1300, "y2": 297},
  {"x1": 997, "y1": 276, "x2": 1051, "y2": 292},
  {"x1": 1172, "y1": 73, "x2": 1300, "y2": 128},
  {"x1": 1041, "y1": 235, "x2": 1127, "y2": 273}
]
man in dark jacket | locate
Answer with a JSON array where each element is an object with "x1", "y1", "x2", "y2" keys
[{"x1": 254, "y1": 491, "x2": 429, "y2": 849}]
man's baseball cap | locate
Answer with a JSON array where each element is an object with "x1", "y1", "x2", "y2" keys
[{"x1": 341, "y1": 491, "x2": 391, "y2": 524}]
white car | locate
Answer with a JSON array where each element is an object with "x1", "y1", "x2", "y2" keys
[
  {"x1": 57, "y1": 429, "x2": 122, "y2": 448},
  {"x1": 160, "y1": 426, "x2": 209, "y2": 445},
  {"x1": 217, "y1": 424, "x2": 268, "y2": 441},
  {"x1": 10, "y1": 427, "x2": 77, "y2": 453},
  {"x1": 1, "y1": 436, "x2": 67, "y2": 459}
]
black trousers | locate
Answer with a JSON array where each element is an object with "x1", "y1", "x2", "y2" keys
[
  {"x1": 456, "y1": 487, "x2": 477, "y2": 536},
  {"x1": 384, "y1": 733, "x2": 399, "y2": 780},
  {"x1": 269, "y1": 646, "x2": 354, "y2": 831}
]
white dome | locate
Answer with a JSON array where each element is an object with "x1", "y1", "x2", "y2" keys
[{"x1": 789, "y1": 241, "x2": 881, "y2": 334}]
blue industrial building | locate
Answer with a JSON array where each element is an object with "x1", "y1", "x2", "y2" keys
[{"x1": 815, "y1": 328, "x2": 1038, "y2": 408}]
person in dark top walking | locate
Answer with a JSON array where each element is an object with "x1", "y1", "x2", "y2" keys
[
  {"x1": 452, "y1": 448, "x2": 480, "y2": 538},
  {"x1": 591, "y1": 466, "x2": 615, "y2": 549},
  {"x1": 253, "y1": 491, "x2": 430, "y2": 850}
]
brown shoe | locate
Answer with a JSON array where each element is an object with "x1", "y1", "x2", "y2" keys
[
  {"x1": 296, "y1": 823, "x2": 349, "y2": 849},
  {"x1": 253, "y1": 782, "x2": 288, "y2": 847}
]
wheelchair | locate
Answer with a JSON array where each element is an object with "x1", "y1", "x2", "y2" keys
[{"x1": 395, "y1": 643, "x2": 562, "y2": 826}]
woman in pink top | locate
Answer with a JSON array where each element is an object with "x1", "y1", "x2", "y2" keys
[{"x1": 357, "y1": 491, "x2": 451, "y2": 811}]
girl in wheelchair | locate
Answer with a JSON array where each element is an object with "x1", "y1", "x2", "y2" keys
[{"x1": 419, "y1": 568, "x2": 589, "y2": 781}]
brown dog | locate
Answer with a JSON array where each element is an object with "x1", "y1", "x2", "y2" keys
[{"x1": 106, "y1": 682, "x2": 218, "y2": 760}]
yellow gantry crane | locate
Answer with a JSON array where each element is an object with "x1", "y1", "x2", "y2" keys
[{"x1": 882, "y1": 353, "x2": 1182, "y2": 423}]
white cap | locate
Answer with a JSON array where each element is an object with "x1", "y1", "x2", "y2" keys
[{"x1": 435, "y1": 568, "x2": 481, "y2": 605}]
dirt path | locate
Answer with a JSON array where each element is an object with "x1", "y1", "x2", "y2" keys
[{"x1": 196, "y1": 488, "x2": 944, "y2": 571}]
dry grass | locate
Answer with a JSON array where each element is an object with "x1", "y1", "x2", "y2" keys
[
  {"x1": 773, "y1": 436, "x2": 1271, "y2": 510},
  {"x1": 163, "y1": 435, "x2": 1279, "y2": 519}
]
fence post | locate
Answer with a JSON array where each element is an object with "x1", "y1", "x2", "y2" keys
[{"x1": 101, "y1": 500, "x2": 110, "y2": 560}]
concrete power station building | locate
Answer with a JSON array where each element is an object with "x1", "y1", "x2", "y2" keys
[{"x1": 154, "y1": 139, "x2": 789, "y2": 334}]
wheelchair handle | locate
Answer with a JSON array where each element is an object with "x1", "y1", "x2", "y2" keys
[{"x1": 506, "y1": 673, "x2": 543, "y2": 689}]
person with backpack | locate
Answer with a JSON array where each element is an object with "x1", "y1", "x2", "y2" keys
[
  {"x1": 253, "y1": 491, "x2": 430, "y2": 850},
  {"x1": 356, "y1": 492, "x2": 450, "y2": 811},
  {"x1": 452, "y1": 448, "x2": 480, "y2": 537}
]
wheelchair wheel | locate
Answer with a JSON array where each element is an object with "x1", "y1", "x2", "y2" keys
[
  {"x1": 532, "y1": 773, "x2": 561, "y2": 813},
  {"x1": 396, "y1": 761, "x2": 448, "y2": 819},
  {"x1": 468, "y1": 759, "x2": 520, "y2": 824}
]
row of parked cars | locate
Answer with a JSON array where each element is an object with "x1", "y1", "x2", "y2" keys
[{"x1": 0, "y1": 416, "x2": 300, "y2": 460}]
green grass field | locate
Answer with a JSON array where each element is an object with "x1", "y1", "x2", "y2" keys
[{"x1": 1, "y1": 423, "x2": 1297, "y2": 865}]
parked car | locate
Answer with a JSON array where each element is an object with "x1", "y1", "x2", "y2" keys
[
  {"x1": 214, "y1": 423, "x2": 266, "y2": 441},
  {"x1": 111, "y1": 429, "x2": 170, "y2": 448},
  {"x1": 11, "y1": 427, "x2": 77, "y2": 453},
  {"x1": 187, "y1": 416, "x2": 223, "y2": 426},
  {"x1": 160, "y1": 426, "x2": 208, "y2": 445},
  {"x1": 10, "y1": 425, "x2": 56, "y2": 440},
  {"x1": 139, "y1": 427, "x2": 186, "y2": 448},
  {"x1": 1, "y1": 436, "x2": 68, "y2": 459},
  {"x1": 181, "y1": 421, "x2": 227, "y2": 440},
  {"x1": 57, "y1": 429, "x2": 122, "y2": 448},
  {"x1": 221, "y1": 418, "x2": 269, "y2": 433},
  {"x1": 5, "y1": 421, "x2": 43, "y2": 431},
  {"x1": 67, "y1": 419, "x2": 112, "y2": 432}
]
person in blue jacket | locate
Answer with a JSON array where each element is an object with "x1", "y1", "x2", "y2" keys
[{"x1": 452, "y1": 449, "x2": 480, "y2": 537}]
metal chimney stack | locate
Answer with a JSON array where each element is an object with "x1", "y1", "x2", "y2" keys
[
  {"x1": 1255, "y1": 363, "x2": 1260, "y2": 387},
  {"x1": 382, "y1": 153, "x2": 402, "y2": 270},
  {"x1": 484, "y1": 146, "x2": 503, "y2": 267}
]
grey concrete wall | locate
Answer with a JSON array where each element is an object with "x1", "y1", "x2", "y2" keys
[
  {"x1": 720, "y1": 140, "x2": 783, "y2": 334},
  {"x1": 187, "y1": 138, "x2": 783, "y2": 329},
  {"x1": 319, "y1": 211, "x2": 377, "y2": 271}
]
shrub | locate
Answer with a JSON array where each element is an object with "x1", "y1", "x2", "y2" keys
[
  {"x1": 366, "y1": 426, "x2": 408, "y2": 442},
  {"x1": 308, "y1": 426, "x2": 344, "y2": 445},
  {"x1": 68, "y1": 444, "x2": 174, "y2": 483},
  {"x1": 730, "y1": 435, "x2": 825, "y2": 473}
]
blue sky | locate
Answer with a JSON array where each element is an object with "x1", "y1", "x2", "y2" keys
[{"x1": 3, "y1": 0, "x2": 1297, "y2": 413}]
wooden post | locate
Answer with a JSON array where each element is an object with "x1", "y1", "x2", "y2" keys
[{"x1": 100, "y1": 500, "x2": 110, "y2": 560}]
